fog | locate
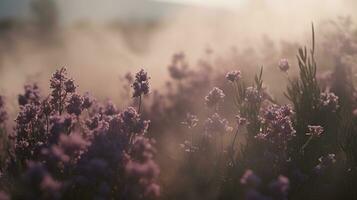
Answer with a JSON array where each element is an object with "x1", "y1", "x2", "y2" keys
[{"x1": 0, "y1": 0, "x2": 356, "y2": 103}]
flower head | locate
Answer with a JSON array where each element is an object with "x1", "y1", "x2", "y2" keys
[
  {"x1": 314, "y1": 153, "x2": 336, "y2": 174},
  {"x1": 132, "y1": 69, "x2": 150, "y2": 97},
  {"x1": 255, "y1": 104, "x2": 296, "y2": 150},
  {"x1": 240, "y1": 169, "x2": 261, "y2": 188},
  {"x1": 64, "y1": 79, "x2": 76, "y2": 93},
  {"x1": 205, "y1": 87, "x2": 225, "y2": 108},
  {"x1": 205, "y1": 113, "x2": 232, "y2": 135},
  {"x1": 225, "y1": 70, "x2": 241, "y2": 82},
  {"x1": 306, "y1": 125, "x2": 324, "y2": 137},
  {"x1": 245, "y1": 87, "x2": 262, "y2": 103},
  {"x1": 66, "y1": 93, "x2": 83, "y2": 116},
  {"x1": 18, "y1": 84, "x2": 41, "y2": 106},
  {"x1": 319, "y1": 92, "x2": 339, "y2": 112},
  {"x1": 182, "y1": 113, "x2": 199, "y2": 129},
  {"x1": 269, "y1": 175, "x2": 290, "y2": 199},
  {"x1": 278, "y1": 58, "x2": 290, "y2": 72}
]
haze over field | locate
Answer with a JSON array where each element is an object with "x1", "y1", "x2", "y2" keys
[{"x1": 0, "y1": 0, "x2": 356, "y2": 102}]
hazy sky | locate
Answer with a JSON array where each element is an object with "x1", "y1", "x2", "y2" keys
[
  {"x1": 0, "y1": 0, "x2": 186, "y2": 23},
  {"x1": 1, "y1": 0, "x2": 356, "y2": 24}
]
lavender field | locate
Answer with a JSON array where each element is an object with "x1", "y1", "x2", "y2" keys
[{"x1": 1, "y1": 0, "x2": 357, "y2": 200}]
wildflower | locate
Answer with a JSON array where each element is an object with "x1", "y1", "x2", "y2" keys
[
  {"x1": 102, "y1": 100, "x2": 119, "y2": 116},
  {"x1": 319, "y1": 92, "x2": 339, "y2": 112},
  {"x1": 256, "y1": 104, "x2": 296, "y2": 149},
  {"x1": 145, "y1": 183, "x2": 161, "y2": 198},
  {"x1": 58, "y1": 133, "x2": 89, "y2": 156},
  {"x1": 278, "y1": 58, "x2": 290, "y2": 72},
  {"x1": 168, "y1": 52, "x2": 188, "y2": 80},
  {"x1": 245, "y1": 87, "x2": 262, "y2": 103},
  {"x1": 18, "y1": 84, "x2": 41, "y2": 106},
  {"x1": 180, "y1": 140, "x2": 199, "y2": 153},
  {"x1": 50, "y1": 67, "x2": 70, "y2": 112},
  {"x1": 269, "y1": 175, "x2": 290, "y2": 199},
  {"x1": 82, "y1": 92, "x2": 94, "y2": 109},
  {"x1": 132, "y1": 69, "x2": 150, "y2": 98},
  {"x1": 314, "y1": 153, "x2": 336, "y2": 174},
  {"x1": 205, "y1": 87, "x2": 225, "y2": 108},
  {"x1": 49, "y1": 114, "x2": 75, "y2": 144},
  {"x1": 16, "y1": 104, "x2": 39, "y2": 125},
  {"x1": 306, "y1": 125, "x2": 324, "y2": 137},
  {"x1": 205, "y1": 113, "x2": 232, "y2": 135},
  {"x1": 130, "y1": 136, "x2": 156, "y2": 162},
  {"x1": 225, "y1": 70, "x2": 241, "y2": 82},
  {"x1": 41, "y1": 99, "x2": 52, "y2": 116},
  {"x1": 66, "y1": 93, "x2": 83, "y2": 116},
  {"x1": 64, "y1": 78, "x2": 76, "y2": 93},
  {"x1": 240, "y1": 169, "x2": 261, "y2": 188},
  {"x1": 125, "y1": 159, "x2": 160, "y2": 179},
  {"x1": 22, "y1": 162, "x2": 62, "y2": 199},
  {"x1": 182, "y1": 113, "x2": 199, "y2": 129}
]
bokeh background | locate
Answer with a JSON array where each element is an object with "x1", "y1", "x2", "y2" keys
[{"x1": 1, "y1": 0, "x2": 357, "y2": 102}]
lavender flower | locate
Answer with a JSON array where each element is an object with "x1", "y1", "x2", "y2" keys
[
  {"x1": 64, "y1": 78, "x2": 76, "y2": 93},
  {"x1": 306, "y1": 125, "x2": 324, "y2": 137},
  {"x1": 205, "y1": 113, "x2": 232, "y2": 135},
  {"x1": 82, "y1": 92, "x2": 94, "y2": 109},
  {"x1": 1, "y1": 67, "x2": 161, "y2": 200},
  {"x1": 58, "y1": 133, "x2": 89, "y2": 156},
  {"x1": 125, "y1": 159, "x2": 160, "y2": 179},
  {"x1": 240, "y1": 169, "x2": 261, "y2": 188},
  {"x1": 255, "y1": 104, "x2": 296, "y2": 150},
  {"x1": 66, "y1": 93, "x2": 83, "y2": 116},
  {"x1": 314, "y1": 153, "x2": 336, "y2": 174},
  {"x1": 16, "y1": 104, "x2": 39, "y2": 125},
  {"x1": 132, "y1": 69, "x2": 150, "y2": 97},
  {"x1": 278, "y1": 58, "x2": 290, "y2": 72},
  {"x1": 182, "y1": 113, "x2": 199, "y2": 129},
  {"x1": 319, "y1": 92, "x2": 339, "y2": 112},
  {"x1": 103, "y1": 100, "x2": 119, "y2": 115},
  {"x1": 18, "y1": 84, "x2": 41, "y2": 106},
  {"x1": 225, "y1": 70, "x2": 241, "y2": 82},
  {"x1": 245, "y1": 87, "x2": 262, "y2": 103},
  {"x1": 168, "y1": 52, "x2": 189, "y2": 80},
  {"x1": 205, "y1": 87, "x2": 225, "y2": 108},
  {"x1": 269, "y1": 175, "x2": 290, "y2": 199},
  {"x1": 50, "y1": 67, "x2": 71, "y2": 113},
  {"x1": 180, "y1": 140, "x2": 199, "y2": 153},
  {"x1": 144, "y1": 183, "x2": 161, "y2": 198},
  {"x1": 21, "y1": 162, "x2": 62, "y2": 200}
]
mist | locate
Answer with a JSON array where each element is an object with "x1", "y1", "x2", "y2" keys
[{"x1": 0, "y1": 0, "x2": 356, "y2": 103}]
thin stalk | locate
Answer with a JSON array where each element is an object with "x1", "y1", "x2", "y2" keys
[
  {"x1": 138, "y1": 95, "x2": 142, "y2": 113},
  {"x1": 300, "y1": 135, "x2": 314, "y2": 154}
]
